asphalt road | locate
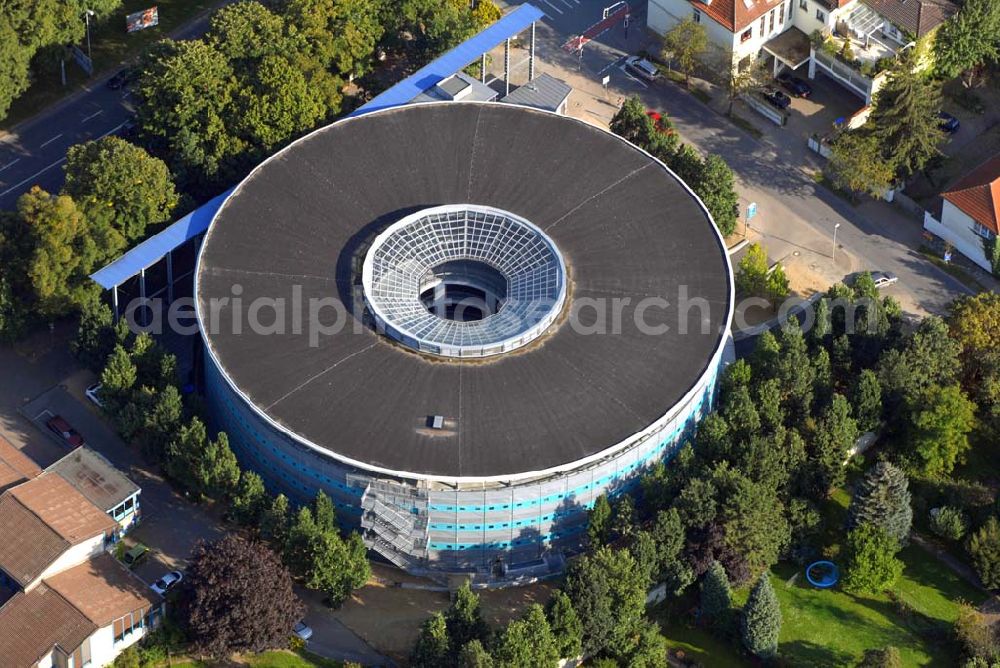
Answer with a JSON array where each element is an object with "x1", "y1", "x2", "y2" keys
[{"x1": 0, "y1": 2, "x2": 230, "y2": 211}]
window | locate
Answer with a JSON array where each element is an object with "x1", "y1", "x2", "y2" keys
[
  {"x1": 760, "y1": 16, "x2": 766, "y2": 35},
  {"x1": 974, "y1": 222, "x2": 996, "y2": 240},
  {"x1": 779, "y1": 2, "x2": 785, "y2": 24},
  {"x1": 799, "y1": 0, "x2": 807, "y2": 8},
  {"x1": 816, "y1": 8, "x2": 826, "y2": 21},
  {"x1": 693, "y1": 9, "x2": 701, "y2": 22},
  {"x1": 741, "y1": 27, "x2": 753, "y2": 42},
  {"x1": 769, "y1": 9, "x2": 775, "y2": 32}
]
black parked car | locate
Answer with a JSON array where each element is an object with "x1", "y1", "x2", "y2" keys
[
  {"x1": 938, "y1": 111, "x2": 960, "y2": 134},
  {"x1": 106, "y1": 68, "x2": 136, "y2": 90},
  {"x1": 776, "y1": 70, "x2": 812, "y2": 98},
  {"x1": 761, "y1": 87, "x2": 791, "y2": 110}
]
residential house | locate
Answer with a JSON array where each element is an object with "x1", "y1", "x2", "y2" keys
[
  {"x1": 47, "y1": 448, "x2": 141, "y2": 536},
  {"x1": 648, "y1": 0, "x2": 957, "y2": 103},
  {"x1": 924, "y1": 155, "x2": 1000, "y2": 273},
  {"x1": 0, "y1": 435, "x2": 42, "y2": 494},
  {"x1": 0, "y1": 474, "x2": 162, "y2": 668}
]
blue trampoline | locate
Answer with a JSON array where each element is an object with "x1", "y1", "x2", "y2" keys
[{"x1": 806, "y1": 561, "x2": 840, "y2": 588}]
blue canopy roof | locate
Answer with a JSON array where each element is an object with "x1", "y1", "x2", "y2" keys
[{"x1": 89, "y1": 4, "x2": 543, "y2": 290}]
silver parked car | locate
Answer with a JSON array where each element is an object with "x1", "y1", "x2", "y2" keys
[
  {"x1": 624, "y1": 56, "x2": 660, "y2": 82},
  {"x1": 294, "y1": 621, "x2": 314, "y2": 642},
  {"x1": 871, "y1": 271, "x2": 899, "y2": 289}
]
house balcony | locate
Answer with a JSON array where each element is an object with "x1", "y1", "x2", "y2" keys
[{"x1": 810, "y1": 36, "x2": 892, "y2": 104}]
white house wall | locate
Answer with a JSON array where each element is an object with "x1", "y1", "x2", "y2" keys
[
  {"x1": 924, "y1": 200, "x2": 992, "y2": 272},
  {"x1": 30, "y1": 535, "x2": 105, "y2": 590}
]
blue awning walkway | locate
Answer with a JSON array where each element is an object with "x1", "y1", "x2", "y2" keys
[{"x1": 89, "y1": 4, "x2": 544, "y2": 295}]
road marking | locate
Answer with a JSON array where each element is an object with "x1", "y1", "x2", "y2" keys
[
  {"x1": 0, "y1": 158, "x2": 19, "y2": 173},
  {"x1": 619, "y1": 66, "x2": 648, "y2": 88},
  {"x1": 540, "y1": 0, "x2": 563, "y2": 13},
  {"x1": 0, "y1": 121, "x2": 129, "y2": 201},
  {"x1": 0, "y1": 158, "x2": 66, "y2": 198},
  {"x1": 39, "y1": 134, "x2": 63, "y2": 148},
  {"x1": 81, "y1": 110, "x2": 104, "y2": 123},
  {"x1": 558, "y1": 0, "x2": 575, "y2": 7},
  {"x1": 99, "y1": 120, "x2": 129, "y2": 139},
  {"x1": 599, "y1": 57, "x2": 625, "y2": 75}
]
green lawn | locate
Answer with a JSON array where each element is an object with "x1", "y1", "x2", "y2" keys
[
  {"x1": 150, "y1": 650, "x2": 341, "y2": 668},
  {"x1": 656, "y1": 487, "x2": 986, "y2": 667},
  {"x1": 2, "y1": 0, "x2": 218, "y2": 129}
]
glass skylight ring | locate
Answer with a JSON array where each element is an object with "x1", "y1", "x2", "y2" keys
[{"x1": 361, "y1": 204, "x2": 567, "y2": 358}]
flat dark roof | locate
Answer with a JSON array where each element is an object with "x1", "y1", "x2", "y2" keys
[{"x1": 197, "y1": 103, "x2": 732, "y2": 479}]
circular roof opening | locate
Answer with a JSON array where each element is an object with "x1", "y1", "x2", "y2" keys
[{"x1": 361, "y1": 204, "x2": 567, "y2": 358}]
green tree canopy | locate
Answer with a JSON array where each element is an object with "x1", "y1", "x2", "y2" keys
[
  {"x1": 934, "y1": 0, "x2": 1000, "y2": 86},
  {"x1": 740, "y1": 574, "x2": 782, "y2": 659},
  {"x1": 968, "y1": 516, "x2": 1000, "y2": 589},
  {"x1": 869, "y1": 52, "x2": 944, "y2": 178},
  {"x1": 847, "y1": 462, "x2": 912, "y2": 546},
  {"x1": 826, "y1": 130, "x2": 895, "y2": 199},
  {"x1": 843, "y1": 523, "x2": 903, "y2": 594},
  {"x1": 493, "y1": 604, "x2": 560, "y2": 668},
  {"x1": 700, "y1": 560, "x2": 732, "y2": 626},
  {"x1": 661, "y1": 17, "x2": 708, "y2": 84},
  {"x1": 63, "y1": 137, "x2": 178, "y2": 243},
  {"x1": 546, "y1": 589, "x2": 583, "y2": 659},
  {"x1": 908, "y1": 384, "x2": 976, "y2": 477},
  {"x1": 411, "y1": 612, "x2": 450, "y2": 668}
]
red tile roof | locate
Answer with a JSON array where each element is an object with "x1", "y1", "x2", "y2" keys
[
  {"x1": 0, "y1": 495, "x2": 69, "y2": 587},
  {"x1": 46, "y1": 553, "x2": 160, "y2": 627},
  {"x1": 0, "y1": 584, "x2": 96, "y2": 668},
  {"x1": 862, "y1": 0, "x2": 957, "y2": 38},
  {"x1": 942, "y1": 154, "x2": 1000, "y2": 234},
  {"x1": 8, "y1": 473, "x2": 116, "y2": 543},
  {"x1": 687, "y1": 0, "x2": 786, "y2": 32},
  {"x1": 0, "y1": 436, "x2": 41, "y2": 494}
]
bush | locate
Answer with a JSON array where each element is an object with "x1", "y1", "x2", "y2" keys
[
  {"x1": 930, "y1": 506, "x2": 969, "y2": 541},
  {"x1": 968, "y1": 516, "x2": 1000, "y2": 589}
]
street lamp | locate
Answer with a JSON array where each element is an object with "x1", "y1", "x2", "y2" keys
[
  {"x1": 832, "y1": 223, "x2": 841, "y2": 263},
  {"x1": 84, "y1": 9, "x2": 95, "y2": 63}
]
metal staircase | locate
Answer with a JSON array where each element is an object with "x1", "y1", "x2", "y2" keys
[{"x1": 358, "y1": 480, "x2": 430, "y2": 572}]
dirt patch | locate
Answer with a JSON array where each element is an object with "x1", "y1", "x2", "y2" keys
[{"x1": 332, "y1": 566, "x2": 554, "y2": 662}]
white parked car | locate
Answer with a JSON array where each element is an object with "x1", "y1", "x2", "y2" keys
[
  {"x1": 85, "y1": 383, "x2": 104, "y2": 408},
  {"x1": 871, "y1": 271, "x2": 899, "y2": 289},
  {"x1": 624, "y1": 56, "x2": 660, "y2": 82},
  {"x1": 150, "y1": 570, "x2": 183, "y2": 595},
  {"x1": 294, "y1": 621, "x2": 313, "y2": 642}
]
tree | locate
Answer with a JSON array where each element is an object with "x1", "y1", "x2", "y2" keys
[
  {"x1": 853, "y1": 369, "x2": 883, "y2": 432},
  {"x1": 399, "y1": 0, "x2": 480, "y2": 57},
  {"x1": 805, "y1": 393, "x2": 858, "y2": 497},
  {"x1": 609, "y1": 96, "x2": 658, "y2": 148},
  {"x1": 167, "y1": 418, "x2": 240, "y2": 498},
  {"x1": 446, "y1": 582, "x2": 490, "y2": 653},
  {"x1": 847, "y1": 462, "x2": 912, "y2": 546},
  {"x1": 284, "y1": 506, "x2": 319, "y2": 577},
  {"x1": 314, "y1": 490, "x2": 337, "y2": 533},
  {"x1": 716, "y1": 471, "x2": 789, "y2": 580},
  {"x1": 651, "y1": 508, "x2": 694, "y2": 594},
  {"x1": 736, "y1": 243, "x2": 769, "y2": 297},
  {"x1": 693, "y1": 154, "x2": 739, "y2": 237},
  {"x1": 909, "y1": 384, "x2": 976, "y2": 477},
  {"x1": 17, "y1": 187, "x2": 105, "y2": 317},
  {"x1": 493, "y1": 604, "x2": 560, "y2": 668},
  {"x1": 457, "y1": 639, "x2": 494, "y2": 668},
  {"x1": 700, "y1": 560, "x2": 732, "y2": 628},
  {"x1": 282, "y1": 0, "x2": 385, "y2": 77},
  {"x1": 724, "y1": 56, "x2": 766, "y2": 115},
  {"x1": 625, "y1": 619, "x2": 667, "y2": 668},
  {"x1": 868, "y1": 52, "x2": 944, "y2": 178},
  {"x1": 63, "y1": 137, "x2": 178, "y2": 243},
  {"x1": 304, "y1": 529, "x2": 370, "y2": 607},
  {"x1": 826, "y1": 130, "x2": 895, "y2": 199},
  {"x1": 100, "y1": 344, "x2": 138, "y2": 409},
  {"x1": 563, "y1": 546, "x2": 647, "y2": 657},
  {"x1": 140, "y1": 384, "x2": 184, "y2": 461},
  {"x1": 230, "y1": 470, "x2": 269, "y2": 526},
  {"x1": 934, "y1": 0, "x2": 1000, "y2": 86},
  {"x1": 930, "y1": 506, "x2": 969, "y2": 541},
  {"x1": 948, "y1": 292, "x2": 1000, "y2": 424},
  {"x1": 766, "y1": 263, "x2": 790, "y2": 306},
  {"x1": 968, "y1": 516, "x2": 1000, "y2": 589},
  {"x1": 411, "y1": 612, "x2": 450, "y2": 668},
  {"x1": 662, "y1": 17, "x2": 708, "y2": 85},
  {"x1": 0, "y1": 14, "x2": 32, "y2": 120},
  {"x1": 612, "y1": 494, "x2": 637, "y2": 542},
  {"x1": 261, "y1": 493, "x2": 291, "y2": 549},
  {"x1": 588, "y1": 494, "x2": 612, "y2": 546},
  {"x1": 842, "y1": 523, "x2": 903, "y2": 595},
  {"x1": 179, "y1": 535, "x2": 303, "y2": 659},
  {"x1": 857, "y1": 646, "x2": 903, "y2": 668},
  {"x1": 740, "y1": 574, "x2": 781, "y2": 659},
  {"x1": 135, "y1": 40, "x2": 245, "y2": 192},
  {"x1": 546, "y1": 590, "x2": 583, "y2": 659}
]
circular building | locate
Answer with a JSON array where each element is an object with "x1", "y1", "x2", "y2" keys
[{"x1": 196, "y1": 102, "x2": 733, "y2": 578}]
